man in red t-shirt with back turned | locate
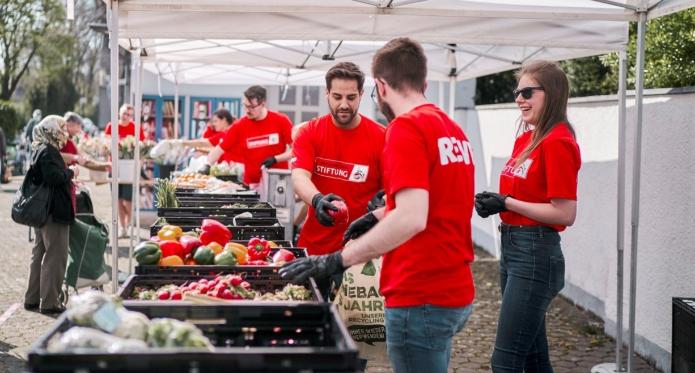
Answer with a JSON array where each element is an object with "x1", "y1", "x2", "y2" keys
[
  {"x1": 281, "y1": 38, "x2": 476, "y2": 373},
  {"x1": 202, "y1": 86, "x2": 293, "y2": 185},
  {"x1": 291, "y1": 62, "x2": 385, "y2": 296}
]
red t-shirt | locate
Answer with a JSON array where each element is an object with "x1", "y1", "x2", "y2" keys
[
  {"x1": 105, "y1": 122, "x2": 145, "y2": 141},
  {"x1": 203, "y1": 125, "x2": 238, "y2": 163},
  {"x1": 60, "y1": 139, "x2": 79, "y2": 165},
  {"x1": 293, "y1": 114, "x2": 385, "y2": 255},
  {"x1": 380, "y1": 104, "x2": 476, "y2": 308},
  {"x1": 219, "y1": 111, "x2": 293, "y2": 184},
  {"x1": 499, "y1": 123, "x2": 581, "y2": 232}
]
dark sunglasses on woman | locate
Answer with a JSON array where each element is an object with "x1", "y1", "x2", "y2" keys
[{"x1": 513, "y1": 86, "x2": 544, "y2": 100}]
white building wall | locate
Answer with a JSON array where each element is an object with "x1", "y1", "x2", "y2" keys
[{"x1": 468, "y1": 89, "x2": 695, "y2": 372}]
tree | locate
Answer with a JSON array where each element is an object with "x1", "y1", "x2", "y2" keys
[
  {"x1": 602, "y1": 8, "x2": 695, "y2": 90},
  {"x1": 0, "y1": 0, "x2": 65, "y2": 101},
  {"x1": 474, "y1": 8, "x2": 695, "y2": 105}
]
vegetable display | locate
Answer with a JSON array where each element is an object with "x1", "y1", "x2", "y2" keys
[{"x1": 131, "y1": 275, "x2": 312, "y2": 302}]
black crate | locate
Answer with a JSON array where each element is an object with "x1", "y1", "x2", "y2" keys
[
  {"x1": 175, "y1": 191, "x2": 259, "y2": 200},
  {"x1": 158, "y1": 204, "x2": 276, "y2": 219},
  {"x1": 177, "y1": 200, "x2": 271, "y2": 208},
  {"x1": 27, "y1": 303, "x2": 358, "y2": 372},
  {"x1": 118, "y1": 271, "x2": 322, "y2": 303},
  {"x1": 231, "y1": 240, "x2": 292, "y2": 247},
  {"x1": 135, "y1": 248, "x2": 308, "y2": 276},
  {"x1": 154, "y1": 216, "x2": 279, "y2": 227},
  {"x1": 673, "y1": 297, "x2": 695, "y2": 373},
  {"x1": 150, "y1": 225, "x2": 285, "y2": 240},
  {"x1": 213, "y1": 174, "x2": 242, "y2": 183}
]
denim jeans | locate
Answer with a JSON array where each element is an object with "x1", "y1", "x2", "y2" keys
[
  {"x1": 385, "y1": 304, "x2": 473, "y2": 373},
  {"x1": 491, "y1": 224, "x2": 565, "y2": 373}
]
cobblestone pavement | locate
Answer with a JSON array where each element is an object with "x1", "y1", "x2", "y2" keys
[{"x1": 0, "y1": 176, "x2": 662, "y2": 372}]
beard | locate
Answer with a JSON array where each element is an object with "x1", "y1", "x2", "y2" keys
[
  {"x1": 377, "y1": 96, "x2": 396, "y2": 123},
  {"x1": 330, "y1": 107, "x2": 358, "y2": 127}
]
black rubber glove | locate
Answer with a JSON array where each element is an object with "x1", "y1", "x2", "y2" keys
[
  {"x1": 279, "y1": 251, "x2": 345, "y2": 283},
  {"x1": 312, "y1": 193, "x2": 342, "y2": 227},
  {"x1": 342, "y1": 212, "x2": 378, "y2": 245},
  {"x1": 198, "y1": 163, "x2": 211, "y2": 175},
  {"x1": 367, "y1": 190, "x2": 386, "y2": 212},
  {"x1": 474, "y1": 191, "x2": 509, "y2": 218},
  {"x1": 261, "y1": 156, "x2": 277, "y2": 169}
]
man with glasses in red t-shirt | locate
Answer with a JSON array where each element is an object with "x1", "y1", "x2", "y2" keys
[{"x1": 200, "y1": 86, "x2": 293, "y2": 186}]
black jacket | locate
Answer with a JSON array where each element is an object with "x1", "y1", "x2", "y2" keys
[{"x1": 30, "y1": 144, "x2": 75, "y2": 225}]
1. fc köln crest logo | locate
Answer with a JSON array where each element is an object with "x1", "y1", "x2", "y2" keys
[
  {"x1": 315, "y1": 157, "x2": 369, "y2": 183},
  {"x1": 247, "y1": 133, "x2": 280, "y2": 149}
]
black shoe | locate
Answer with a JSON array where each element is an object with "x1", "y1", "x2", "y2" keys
[
  {"x1": 39, "y1": 306, "x2": 66, "y2": 315},
  {"x1": 23, "y1": 303, "x2": 39, "y2": 311}
]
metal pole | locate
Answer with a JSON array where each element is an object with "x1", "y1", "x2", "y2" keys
[
  {"x1": 128, "y1": 56, "x2": 137, "y2": 272},
  {"x1": 108, "y1": 0, "x2": 120, "y2": 293},
  {"x1": 174, "y1": 73, "x2": 179, "y2": 139},
  {"x1": 615, "y1": 50, "x2": 628, "y2": 372},
  {"x1": 627, "y1": 11, "x2": 647, "y2": 373},
  {"x1": 448, "y1": 76, "x2": 456, "y2": 118},
  {"x1": 136, "y1": 55, "x2": 144, "y2": 245}
]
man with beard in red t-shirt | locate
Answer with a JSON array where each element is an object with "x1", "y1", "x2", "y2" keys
[
  {"x1": 281, "y1": 38, "x2": 476, "y2": 373},
  {"x1": 291, "y1": 62, "x2": 385, "y2": 297}
]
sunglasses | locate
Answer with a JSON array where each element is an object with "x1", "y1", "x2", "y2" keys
[{"x1": 513, "y1": 86, "x2": 544, "y2": 100}]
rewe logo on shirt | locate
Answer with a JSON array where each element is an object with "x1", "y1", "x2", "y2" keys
[
  {"x1": 501, "y1": 158, "x2": 534, "y2": 179},
  {"x1": 315, "y1": 157, "x2": 369, "y2": 183},
  {"x1": 438, "y1": 137, "x2": 473, "y2": 166},
  {"x1": 247, "y1": 133, "x2": 280, "y2": 149}
]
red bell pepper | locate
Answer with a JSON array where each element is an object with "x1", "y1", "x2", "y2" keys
[
  {"x1": 200, "y1": 219, "x2": 232, "y2": 244},
  {"x1": 247, "y1": 237, "x2": 271, "y2": 261},
  {"x1": 179, "y1": 235, "x2": 202, "y2": 256},
  {"x1": 159, "y1": 240, "x2": 185, "y2": 259}
]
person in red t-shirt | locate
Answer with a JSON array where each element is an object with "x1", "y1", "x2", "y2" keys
[
  {"x1": 180, "y1": 109, "x2": 239, "y2": 163},
  {"x1": 104, "y1": 104, "x2": 145, "y2": 238},
  {"x1": 60, "y1": 112, "x2": 110, "y2": 171},
  {"x1": 202, "y1": 86, "x2": 293, "y2": 185},
  {"x1": 291, "y1": 62, "x2": 385, "y2": 297},
  {"x1": 281, "y1": 38, "x2": 475, "y2": 373},
  {"x1": 474, "y1": 60, "x2": 581, "y2": 372}
]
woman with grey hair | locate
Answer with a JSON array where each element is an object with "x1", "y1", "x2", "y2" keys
[{"x1": 24, "y1": 115, "x2": 78, "y2": 314}]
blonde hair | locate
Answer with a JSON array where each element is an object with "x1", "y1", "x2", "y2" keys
[
  {"x1": 119, "y1": 103, "x2": 134, "y2": 116},
  {"x1": 514, "y1": 60, "x2": 575, "y2": 167}
]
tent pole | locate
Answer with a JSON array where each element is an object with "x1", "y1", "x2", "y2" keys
[
  {"x1": 174, "y1": 72, "x2": 179, "y2": 139},
  {"x1": 136, "y1": 55, "x2": 144, "y2": 246},
  {"x1": 130, "y1": 51, "x2": 143, "y2": 274},
  {"x1": 448, "y1": 76, "x2": 455, "y2": 118},
  {"x1": 108, "y1": 0, "x2": 120, "y2": 293},
  {"x1": 627, "y1": 10, "x2": 647, "y2": 373},
  {"x1": 615, "y1": 49, "x2": 628, "y2": 373}
]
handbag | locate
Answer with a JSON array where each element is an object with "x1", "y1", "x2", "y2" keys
[{"x1": 11, "y1": 149, "x2": 52, "y2": 227}]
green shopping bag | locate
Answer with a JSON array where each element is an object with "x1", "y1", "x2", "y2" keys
[{"x1": 65, "y1": 214, "x2": 109, "y2": 288}]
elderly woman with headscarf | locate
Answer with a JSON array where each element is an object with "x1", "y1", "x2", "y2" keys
[{"x1": 24, "y1": 115, "x2": 79, "y2": 314}]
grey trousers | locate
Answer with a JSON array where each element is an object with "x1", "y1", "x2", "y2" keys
[{"x1": 25, "y1": 216, "x2": 69, "y2": 309}]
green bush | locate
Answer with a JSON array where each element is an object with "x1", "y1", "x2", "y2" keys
[{"x1": 0, "y1": 101, "x2": 21, "y2": 139}]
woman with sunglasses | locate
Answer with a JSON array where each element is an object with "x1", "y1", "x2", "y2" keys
[{"x1": 475, "y1": 60, "x2": 581, "y2": 373}]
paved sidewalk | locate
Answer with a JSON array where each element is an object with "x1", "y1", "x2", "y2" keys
[{"x1": 0, "y1": 176, "x2": 661, "y2": 373}]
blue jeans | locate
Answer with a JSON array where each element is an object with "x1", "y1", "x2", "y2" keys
[
  {"x1": 386, "y1": 304, "x2": 473, "y2": 373},
  {"x1": 491, "y1": 224, "x2": 565, "y2": 373}
]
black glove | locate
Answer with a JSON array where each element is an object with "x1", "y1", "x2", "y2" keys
[
  {"x1": 367, "y1": 190, "x2": 386, "y2": 212},
  {"x1": 474, "y1": 191, "x2": 509, "y2": 218},
  {"x1": 312, "y1": 193, "x2": 342, "y2": 227},
  {"x1": 279, "y1": 251, "x2": 345, "y2": 283},
  {"x1": 198, "y1": 163, "x2": 211, "y2": 175},
  {"x1": 343, "y1": 212, "x2": 378, "y2": 245},
  {"x1": 261, "y1": 156, "x2": 277, "y2": 169}
]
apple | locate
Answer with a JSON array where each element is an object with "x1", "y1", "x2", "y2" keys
[{"x1": 328, "y1": 200, "x2": 349, "y2": 225}]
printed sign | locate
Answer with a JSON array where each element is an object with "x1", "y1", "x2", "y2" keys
[
  {"x1": 315, "y1": 157, "x2": 369, "y2": 183},
  {"x1": 246, "y1": 133, "x2": 280, "y2": 149}
]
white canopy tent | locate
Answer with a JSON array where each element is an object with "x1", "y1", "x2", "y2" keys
[{"x1": 103, "y1": 1, "x2": 695, "y2": 372}]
